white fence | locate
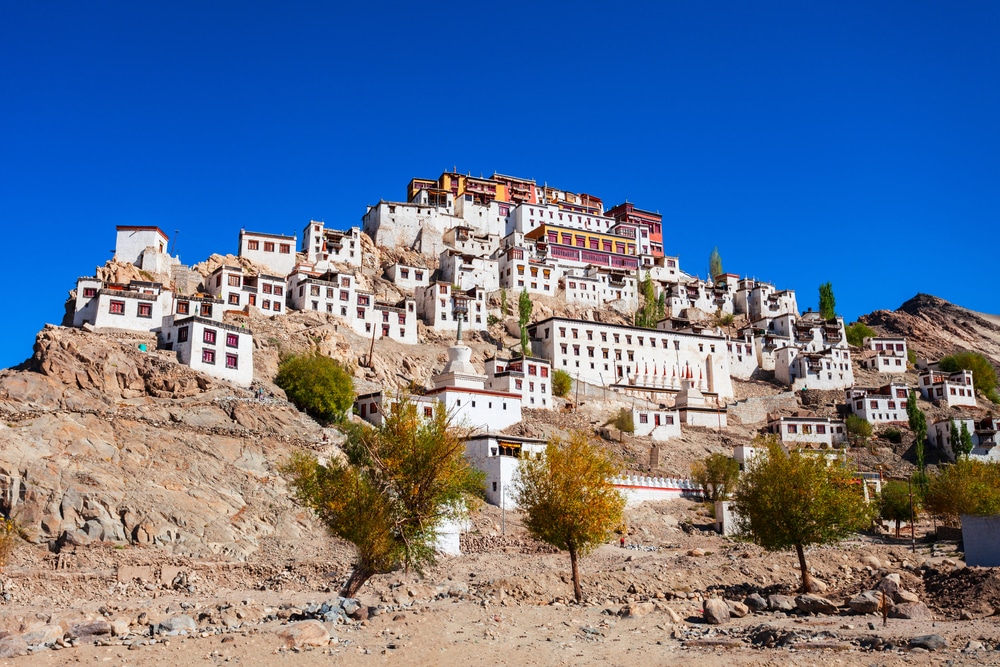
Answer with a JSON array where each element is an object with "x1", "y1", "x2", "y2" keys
[{"x1": 612, "y1": 475, "x2": 704, "y2": 506}]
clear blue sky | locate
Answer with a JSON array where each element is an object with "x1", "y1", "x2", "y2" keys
[{"x1": 2, "y1": 2, "x2": 998, "y2": 370}]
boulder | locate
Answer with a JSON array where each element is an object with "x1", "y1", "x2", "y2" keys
[
  {"x1": 703, "y1": 599, "x2": 730, "y2": 625},
  {"x1": 805, "y1": 577, "x2": 828, "y2": 593},
  {"x1": 21, "y1": 624, "x2": 64, "y2": 646},
  {"x1": 795, "y1": 594, "x2": 839, "y2": 615},
  {"x1": 744, "y1": 594, "x2": 768, "y2": 612},
  {"x1": 619, "y1": 602, "x2": 654, "y2": 618},
  {"x1": 110, "y1": 618, "x2": 131, "y2": 637},
  {"x1": 725, "y1": 600, "x2": 750, "y2": 618},
  {"x1": 893, "y1": 588, "x2": 920, "y2": 604},
  {"x1": 909, "y1": 634, "x2": 947, "y2": 651},
  {"x1": 860, "y1": 555, "x2": 881, "y2": 569},
  {"x1": 70, "y1": 620, "x2": 112, "y2": 638},
  {"x1": 0, "y1": 636, "x2": 28, "y2": 658},
  {"x1": 767, "y1": 594, "x2": 797, "y2": 613},
  {"x1": 276, "y1": 620, "x2": 330, "y2": 649},
  {"x1": 157, "y1": 615, "x2": 197, "y2": 634},
  {"x1": 889, "y1": 602, "x2": 933, "y2": 620},
  {"x1": 848, "y1": 591, "x2": 881, "y2": 615}
]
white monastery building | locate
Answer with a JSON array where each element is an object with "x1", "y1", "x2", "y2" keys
[
  {"x1": 238, "y1": 230, "x2": 297, "y2": 278},
  {"x1": 846, "y1": 384, "x2": 910, "y2": 424},
  {"x1": 859, "y1": 337, "x2": 908, "y2": 373},
  {"x1": 918, "y1": 369, "x2": 977, "y2": 408}
]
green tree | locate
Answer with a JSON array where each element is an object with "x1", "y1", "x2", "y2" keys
[
  {"x1": 845, "y1": 415, "x2": 874, "y2": 449},
  {"x1": 958, "y1": 421, "x2": 974, "y2": 459},
  {"x1": 634, "y1": 272, "x2": 665, "y2": 329},
  {"x1": 938, "y1": 350, "x2": 998, "y2": 401},
  {"x1": 500, "y1": 287, "x2": 508, "y2": 317},
  {"x1": 924, "y1": 458, "x2": 1000, "y2": 524},
  {"x1": 282, "y1": 396, "x2": 484, "y2": 596},
  {"x1": 514, "y1": 432, "x2": 626, "y2": 602},
  {"x1": 690, "y1": 453, "x2": 740, "y2": 503},
  {"x1": 906, "y1": 390, "x2": 927, "y2": 471},
  {"x1": 708, "y1": 247, "x2": 724, "y2": 280},
  {"x1": 731, "y1": 436, "x2": 874, "y2": 592},
  {"x1": 950, "y1": 420, "x2": 962, "y2": 457},
  {"x1": 275, "y1": 351, "x2": 354, "y2": 423},
  {"x1": 818, "y1": 283, "x2": 836, "y2": 320},
  {"x1": 552, "y1": 369, "x2": 573, "y2": 398},
  {"x1": 845, "y1": 322, "x2": 877, "y2": 348},
  {"x1": 879, "y1": 480, "x2": 920, "y2": 539},
  {"x1": 610, "y1": 408, "x2": 635, "y2": 434},
  {"x1": 518, "y1": 289, "x2": 533, "y2": 356}
]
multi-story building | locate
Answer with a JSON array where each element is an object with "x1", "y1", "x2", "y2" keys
[
  {"x1": 524, "y1": 224, "x2": 641, "y2": 271},
  {"x1": 437, "y1": 249, "x2": 499, "y2": 292},
  {"x1": 415, "y1": 282, "x2": 488, "y2": 333},
  {"x1": 605, "y1": 202, "x2": 664, "y2": 257},
  {"x1": 170, "y1": 293, "x2": 224, "y2": 323},
  {"x1": 771, "y1": 313, "x2": 854, "y2": 390},
  {"x1": 918, "y1": 369, "x2": 977, "y2": 407},
  {"x1": 665, "y1": 279, "x2": 734, "y2": 316},
  {"x1": 561, "y1": 266, "x2": 638, "y2": 310},
  {"x1": 859, "y1": 336, "x2": 908, "y2": 372},
  {"x1": 845, "y1": 383, "x2": 910, "y2": 424},
  {"x1": 483, "y1": 356, "x2": 553, "y2": 409},
  {"x1": 464, "y1": 433, "x2": 548, "y2": 508},
  {"x1": 498, "y1": 247, "x2": 560, "y2": 296},
  {"x1": 766, "y1": 414, "x2": 848, "y2": 449},
  {"x1": 362, "y1": 200, "x2": 460, "y2": 255},
  {"x1": 631, "y1": 407, "x2": 682, "y2": 441},
  {"x1": 238, "y1": 230, "x2": 297, "y2": 277},
  {"x1": 289, "y1": 270, "x2": 417, "y2": 344},
  {"x1": 384, "y1": 263, "x2": 430, "y2": 292},
  {"x1": 301, "y1": 221, "x2": 362, "y2": 268},
  {"x1": 442, "y1": 225, "x2": 501, "y2": 258},
  {"x1": 507, "y1": 202, "x2": 617, "y2": 238},
  {"x1": 73, "y1": 278, "x2": 173, "y2": 333},
  {"x1": 204, "y1": 265, "x2": 286, "y2": 315},
  {"x1": 114, "y1": 226, "x2": 170, "y2": 266},
  {"x1": 734, "y1": 279, "x2": 798, "y2": 321},
  {"x1": 527, "y1": 316, "x2": 735, "y2": 401},
  {"x1": 164, "y1": 317, "x2": 254, "y2": 387}
]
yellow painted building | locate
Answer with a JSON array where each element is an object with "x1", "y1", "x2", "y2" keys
[{"x1": 525, "y1": 223, "x2": 638, "y2": 256}]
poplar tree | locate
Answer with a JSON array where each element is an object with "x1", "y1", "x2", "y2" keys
[
  {"x1": 906, "y1": 389, "x2": 927, "y2": 471},
  {"x1": 708, "y1": 247, "x2": 723, "y2": 280},
  {"x1": 819, "y1": 283, "x2": 836, "y2": 319},
  {"x1": 518, "y1": 289, "x2": 532, "y2": 356}
]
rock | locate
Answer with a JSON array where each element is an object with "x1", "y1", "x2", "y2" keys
[
  {"x1": 744, "y1": 594, "x2": 768, "y2": 612},
  {"x1": 859, "y1": 555, "x2": 881, "y2": 569},
  {"x1": 619, "y1": 602, "x2": 654, "y2": 618},
  {"x1": 893, "y1": 588, "x2": 920, "y2": 604},
  {"x1": 340, "y1": 598, "x2": 360, "y2": 616},
  {"x1": 805, "y1": 577, "x2": 828, "y2": 593},
  {"x1": 686, "y1": 549, "x2": 705, "y2": 557},
  {"x1": 70, "y1": 620, "x2": 112, "y2": 637},
  {"x1": 349, "y1": 605, "x2": 369, "y2": 622},
  {"x1": 21, "y1": 624, "x2": 64, "y2": 646},
  {"x1": 889, "y1": 602, "x2": 933, "y2": 620},
  {"x1": 703, "y1": 599, "x2": 730, "y2": 625},
  {"x1": 276, "y1": 621, "x2": 330, "y2": 649},
  {"x1": 157, "y1": 615, "x2": 196, "y2": 634},
  {"x1": 963, "y1": 640, "x2": 984, "y2": 653},
  {"x1": 848, "y1": 591, "x2": 881, "y2": 615},
  {"x1": 110, "y1": 618, "x2": 131, "y2": 637},
  {"x1": 0, "y1": 635, "x2": 28, "y2": 658},
  {"x1": 795, "y1": 594, "x2": 838, "y2": 615},
  {"x1": 909, "y1": 634, "x2": 947, "y2": 651},
  {"x1": 725, "y1": 600, "x2": 750, "y2": 618},
  {"x1": 662, "y1": 606, "x2": 683, "y2": 624},
  {"x1": 767, "y1": 594, "x2": 797, "y2": 613}
]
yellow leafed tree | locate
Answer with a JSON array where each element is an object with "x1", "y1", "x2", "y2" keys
[{"x1": 514, "y1": 432, "x2": 625, "y2": 602}]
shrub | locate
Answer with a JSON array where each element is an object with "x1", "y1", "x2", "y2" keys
[
  {"x1": 691, "y1": 453, "x2": 740, "y2": 503},
  {"x1": 552, "y1": 369, "x2": 573, "y2": 398},
  {"x1": 881, "y1": 427, "x2": 903, "y2": 444},
  {"x1": 924, "y1": 458, "x2": 1000, "y2": 524},
  {"x1": 610, "y1": 408, "x2": 635, "y2": 434},
  {"x1": 0, "y1": 517, "x2": 22, "y2": 571},
  {"x1": 938, "y1": 350, "x2": 998, "y2": 398},
  {"x1": 845, "y1": 322, "x2": 876, "y2": 348},
  {"x1": 845, "y1": 415, "x2": 873, "y2": 449},
  {"x1": 275, "y1": 351, "x2": 354, "y2": 423}
]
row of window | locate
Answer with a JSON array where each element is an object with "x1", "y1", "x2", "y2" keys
[
  {"x1": 785, "y1": 423, "x2": 844, "y2": 435},
  {"x1": 201, "y1": 349, "x2": 239, "y2": 369},
  {"x1": 246, "y1": 240, "x2": 292, "y2": 254},
  {"x1": 637, "y1": 412, "x2": 675, "y2": 426},
  {"x1": 108, "y1": 300, "x2": 154, "y2": 318}
]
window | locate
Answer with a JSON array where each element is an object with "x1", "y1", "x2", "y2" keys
[
  {"x1": 273, "y1": 302, "x2": 281, "y2": 312},
  {"x1": 639, "y1": 413, "x2": 648, "y2": 424},
  {"x1": 279, "y1": 243, "x2": 291, "y2": 254},
  {"x1": 817, "y1": 425, "x2": 826, "y2": 434},
  {"x1": 83, "y1": 287, "x2": 97, "y2": 298},
  {"x1": 228, "y1": 293, "x2": 240, "y2": 305},
  {"x1": 247, "y1": 240, "x2": 259, "y2": 250},
  {"x1": 228, "y1": 275, "x2": 241, "y2": 287},
  {"x1": 176, "y1": 300, "x2": 189, "y2": 315},
  {"x1": 540, "y1": 367, "x2": 549, "y2": 378},
  {"x1": 262, "y1": 283, "x2": 273, "y2": 294},
  {"x1": 137, "y1": 303, "x2": 152, "y2": 318},
  {"x1": 202, "y1": 349, "x2": 216, "y2": 365},
  {"x1": 203, "y1": 328, "x2": 217, "y2": 344},
  {"x1": 264, "y1": 242, "x2": 275, "y2": 252},
  {"x1": 109, "y1": 300, "x2": 125, "y2": 315},
  {"x1": 226, "y1": 353, "x2": 238, "y2": 369},
  {"x1": 262, "y1": 299, "x2": 271, "y2": 309},
  {"x1": 226, "y1": 333, "x2": 239, "y2": 348},
  {"x1": 357, "y1": 308, "x2": 365, "y2": 319},
  {"x1": 177, "y1": 326, "x2": 188, "y2": 343},
  {"x1": 787, "y1": 424, "x2": 797, "y2": 433}
]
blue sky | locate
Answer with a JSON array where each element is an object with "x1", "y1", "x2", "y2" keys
[{"x1": 2, "y1": 2, "x2": 998, "y2": 370}]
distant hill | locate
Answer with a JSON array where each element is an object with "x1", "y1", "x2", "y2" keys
[{"x1": 860, "y1": 293, "x2": 1000, "y2": 370}]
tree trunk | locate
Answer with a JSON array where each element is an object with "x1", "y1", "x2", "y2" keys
[
  {"x1": 569, "y1": 545, "x2": 582, "y2": 602},
  {"x1": 895, "y1": 519, "x2": 901, "y2": 539},
  {"x1": 795, "y1": 543, "x2": 811, "y2": 593},
  {"x1": 340, "y1": 565, "x2": 374, "y2": 598}
]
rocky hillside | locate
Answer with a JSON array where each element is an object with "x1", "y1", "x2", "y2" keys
[{"x1": 860, "y1": 293, "x2": 1000, "y2": 369}]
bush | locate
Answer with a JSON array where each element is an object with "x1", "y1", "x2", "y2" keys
[
  {"x1": 552, "y1": 369, "x2": 573, "y2": 398},
  {"x1": 845, "y1": 322, "x2": 876, "y2": 348},
  {"x1": 881, "y1": 427, "x2": 903, "y2": 444},
  {"x1": 275, "y1": 351, "x2": 354, "y2": 423},
  {"x1": 610, "y1": 408, "x2": 635, "y2": 434},
  {"x1": 938, "y1": 350, "x2": 998, "y2": 398},
  {"x1": 845, "y1": 415, "x2": 873, "y2": 449},
  {"x1": 0, "y1": 518, "x2": 22, "y2": 571},
  {"x1": 924, "y1": 458, "x2": 1000, "y2": 523},
  {"x1": 691, "y1": 453, "x2": 740, "y2": 503},
  {"x1": 879, "y1": 480, "x2": 920, "y2": 538}
]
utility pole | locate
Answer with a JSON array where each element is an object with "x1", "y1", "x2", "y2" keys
[{"x1": 908, "y1": 477, "x2": 916, "y2": 553}]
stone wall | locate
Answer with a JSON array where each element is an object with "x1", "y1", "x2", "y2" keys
[{"x1": 727, "y1": 391, "x2": 798, "y2": 425}]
